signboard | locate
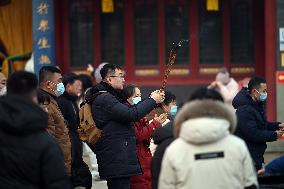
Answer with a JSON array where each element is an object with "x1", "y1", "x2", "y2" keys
[
  {"x1": 102, "y1": 0, "x2": 114, "y2": 13},
  {"x1": 32, "y1": 0, "x2": 55, "y2": 76},
  {"x1": 276, "y1": 71, "x2": 284, "y2": 84},
  {"x1": 279, "y1": 28, "x2": 284, "y2": 51}
]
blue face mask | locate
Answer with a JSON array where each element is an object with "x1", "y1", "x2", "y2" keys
[
  {"x1": 55, "y1": 82, "x2": 65, "y2": 97},
  {"x1": 132, "y1": 97, "x2": 142, "y2": 105},
  {"x1": 256, "y1": 90, "x2": 267, "y2": 102},
  {"x1": 259, "y1": 92, "x2": 267, "y2": 102},
  {"x1": 169, "y1": 105, "x2": 178, "y2": 116}
]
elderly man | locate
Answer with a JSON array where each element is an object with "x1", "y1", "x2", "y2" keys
[{"x1": 58, "y1": 73, "x2": 92, "y2": 189}]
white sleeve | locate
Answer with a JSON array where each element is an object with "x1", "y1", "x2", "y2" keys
[
  {"x1": 242, "y1": 145, "x2": 259, "y2": 188},
  {"x1": 158, "y1": 149, "x2": 177, "y2": 189}
]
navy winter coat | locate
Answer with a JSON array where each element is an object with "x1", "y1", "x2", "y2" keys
[
  {"x1": 233, "y1": 88, "x2": 279, "y2": 170},
  {"x1": 87, "y1": 82, "x2": 157, "y2": 179}
]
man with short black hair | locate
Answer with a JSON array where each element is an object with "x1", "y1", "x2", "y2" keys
[
  {"x1": 87, "y1": 64, "x2": 165, "y2": 189},
  {"x1": 233, "y1": 77, "x2": 284, "y2": 171},
  {"x1": 39, "y1": 66, "x2": 72, "y2": 176},
  {"x1": 58, "y1": 73, "x2": 92, "y2": 189},
  {"x1": 0, "y1": 71, "x2": 71, "y2": 188}
]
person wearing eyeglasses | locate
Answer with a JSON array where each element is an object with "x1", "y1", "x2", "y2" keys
[{"x1": 86, "y1": 64, "x2": 165, "y2": 189}]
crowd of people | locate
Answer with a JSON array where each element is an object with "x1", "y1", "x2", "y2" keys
[{"x1": 0, "y1": 64, "x2": 284, "y2": 189}]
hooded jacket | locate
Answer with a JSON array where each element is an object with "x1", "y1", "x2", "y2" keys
[
  {"x1": 159, "y1": 100, "x2": 258, "y2": 189},
  {"x1": 0, "y1": 95, "x2": 71, "y2": 189},
  {"x1": 232, "y1": 88, "x2": 279, "y2": 170}
]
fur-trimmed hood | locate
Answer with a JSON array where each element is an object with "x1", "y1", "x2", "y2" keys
[{"x1": 174, "y1": 100, "x2": 237, "y2": 144}]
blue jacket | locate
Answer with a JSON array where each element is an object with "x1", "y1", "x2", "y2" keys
[
  {"x1": 233, "y1": 88, "x2": 279, "y2": 170},
  {"x1": 265, "y1": 155, "x2": 284, "y2": 175},
  {"x1": 87, "y1": 82, "x2": 157, "y2": 179}
]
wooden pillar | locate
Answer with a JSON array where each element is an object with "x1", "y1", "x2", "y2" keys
[{"x1": 264, "y1": 0, "x2": 276, "y2": 121}]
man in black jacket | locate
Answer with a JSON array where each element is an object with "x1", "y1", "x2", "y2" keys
[
  {"x1": 87, "y1": 64, "x2": 165, "y2": 189},
  {"x1": 0, "y1": 71, "x2": 71, "y2": 189},
  {"x1": 57, "y1": 73, "x2": 92, "y2": 189},
  {"x1": 233, "y1": 77, "x2": 284, "y2": 171}
]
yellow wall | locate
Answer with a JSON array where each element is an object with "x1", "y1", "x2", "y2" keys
[{"x1": 0, "y1": 0, "x2": 32, "y2": 76}]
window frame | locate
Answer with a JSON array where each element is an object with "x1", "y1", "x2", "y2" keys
[{"x1": 56, "y1": 0, "x2": 260, "y2": 86}]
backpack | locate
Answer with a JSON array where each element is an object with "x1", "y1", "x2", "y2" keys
[{"x1": 78, "y1": 91, "x2": 106, "y2": 144}]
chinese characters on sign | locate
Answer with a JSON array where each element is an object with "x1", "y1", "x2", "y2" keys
[
  {"x1": 37, "y1": 37, "x2": 50, "y2": 49},
  {"x1": 33, "y1": 0, "x2": 55, "y2": 75},
  {"x1": 37, "y1": 3, "x2": 49, "y2": 14},
  {"x1": 39, "y1": 55, "x2": 51, "y2": 64},
  {"x1": 38, "y1": 19, "x2": 49, "y2": 32}
]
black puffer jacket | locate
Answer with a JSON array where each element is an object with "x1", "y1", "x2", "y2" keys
[
  {"x1": 87, "y1": 82, "x2": 157, "y2": 179},
  {"x1": 233, "y1": 88, "x2": 279, "y2": 170},
  {"x1": 151, "y1": 121, "x2": 175, "y2": 189},
  {"x1": 0, "y1": 95, "x2": 71, "y2": 189}
]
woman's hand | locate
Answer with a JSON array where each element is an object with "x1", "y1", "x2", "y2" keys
[{"x1": 154, "y1": 113, "x2": 168, "y2": 124}]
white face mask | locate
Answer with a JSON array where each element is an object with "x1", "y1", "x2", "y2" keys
[
  {"x1": 0, "y1": 86, "x2": 7, "y2": 96},
  {"x1": 132, "y1": 96, "x2": 142, "y2": 105}
]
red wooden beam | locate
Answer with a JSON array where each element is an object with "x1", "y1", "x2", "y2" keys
[
  {"x1": 124, "y1": 0, "x2": 134, "y2": 80},
  {"x1": 189, "y1": 0, "x2": 199, "y2": 77},
  {"x1": 94, "y1": 0, "x2": 101, "y2": 68},
  {"x1": 58, "y1": 0, "x2": 70, "y2": 74},
  {"x1": 264, "y1": 0, "x2": 276, "y2": 121},
  {"x1": 158, "y1": 0, "x2": 165, "y2": 78},
  {"x1": 223, "y1": 0, "x2": 230, "y2": 69}
]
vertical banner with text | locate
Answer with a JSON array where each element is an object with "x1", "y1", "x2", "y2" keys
[{"x1": 32, "y1": 0, "x2": 55, "y2": 76}]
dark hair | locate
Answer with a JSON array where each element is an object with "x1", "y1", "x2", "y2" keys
[
  {"x1": 164, "y1": 91, "x2": 176, "y2": 106},
  {"x1": 39, "y1": 66, "x2": 61, "y2": 84},
  {"x1": 122, "y1": 84, "x2": 137, "y2": 99},
  {"x1": 7, "y1": 71, "x2": 38, "y2": 95},
  {"x1": 78, "y1": 74, "x2": 93, "y2": 92},
  {"x1": 37, "y1": 89, "x2": 50, "y2": 105},
  {"x1": 248, "y1": 77, "x2": 266, "y2": 94},
  {"x1": 100, "y1": 64, "x2": 122, "y2": 80},
  {"x1": 188, "y1": 87, "x2": 224, "y2": 102},
  {"x1": 62, "y1": 73, "x2": 79, "y2": 87}
]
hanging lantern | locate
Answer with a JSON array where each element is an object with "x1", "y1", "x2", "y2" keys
[
  {"x1": 207, "y1": 0, "x2": 219, "y2": 11},
  {"x1": 102, "y1": 0, "x2": 114, "y2": 13}
]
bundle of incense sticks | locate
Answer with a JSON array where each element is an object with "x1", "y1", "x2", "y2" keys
[{"x1": 161, "y1": 39, "x2": 189, "y2": 91}]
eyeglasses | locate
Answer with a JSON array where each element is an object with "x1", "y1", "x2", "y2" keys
[{"x1": 109, "y1": 75, "x2": 125, "y2": 79}]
